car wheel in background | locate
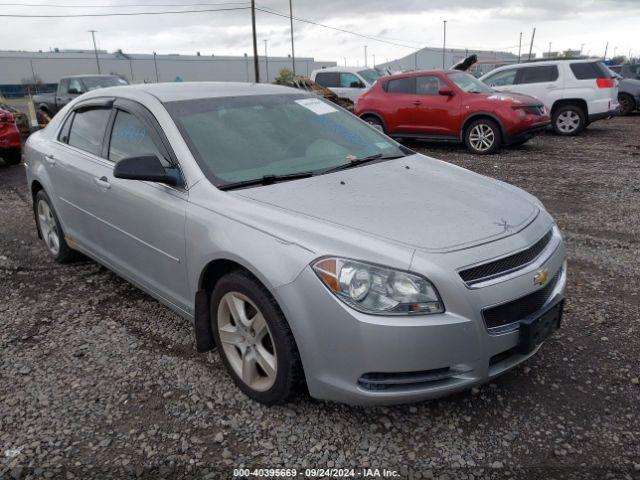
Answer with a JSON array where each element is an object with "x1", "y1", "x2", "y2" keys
[
  {"x1": 552, "y1": 105, "x2": 586, "y2": 135},
  {"x1": 33, "y1": 190, "x2": 77, "y2": 263},
  {"x1": 1, "y1": 148, "x2": 22, "y2": 165},
  {"x1": 464, "y1": 118, "x2": 501, "y2": 155},
  {"x1": 361, "y1": 115, "x2": 385, "y2": 133},
  {"x1": 211, "y1": 271, "x2": 304, "y2": 405},
  {"x1": 617, "y1": 93, "x2": 635, "y2": 116}
]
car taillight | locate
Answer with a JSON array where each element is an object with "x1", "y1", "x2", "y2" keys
[{"x1": 596, "y1": 78, "x2": 614, "y2": 88}]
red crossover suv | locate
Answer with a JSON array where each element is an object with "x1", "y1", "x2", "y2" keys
[
  {"x1": 355, "y1": 70, "x2": 550, "y2": 154},
  {"x1": 0, "y1": 107, "x2": 22, "y2": 165}
]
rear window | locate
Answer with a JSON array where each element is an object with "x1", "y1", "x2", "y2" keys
[
  {"x1": 517, "y1": 66, "x2": 559, "y2": 84},
  {"x1": 570, "y1": 62, "x2": 611, "y2": 80},
  {"x1": 314, "y1": 72, "x2": 340, "y2": 88},
  {"x1": 385, "y1": 77, "x2": 415, "y2": 94},
  {"x1": 67, "y1": 108, "x2": 111, "y2": 156}
]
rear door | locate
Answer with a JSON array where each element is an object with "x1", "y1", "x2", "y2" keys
[
  {"x1": 382, "y1": 76, "x2": 417, "y2": 133},
  {"x1": 511, "y1": 65, "x2": 561, "y2": 108},
  {"x1": 90, "y1": 99, "x2": 190, "y2": 312},
  {"x1": 412, "y1": 75, "x2": 460, "y2": 136},
  {"x1": 568, "y1": 61, "x2": 617, "y2": 115}
]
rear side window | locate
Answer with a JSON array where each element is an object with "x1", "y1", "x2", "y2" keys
[
  {"x1": 108, "y1": 110, "x2": 166, "y2": 164},
  {"x1": 314, "y1": 72, "x2": 340, "y2": 88},
  {"x1": 67, "y1": 108, "x2": 111, "y2": 156},
  {"x1": 570, "y1": 62, "x2": 611, "y2": 79},
  {"x1": 517, "y1": 66, "x2": 559, "y2": 84},
  {"x1": 386, "y1": 77, "x2": 415, "y2": 94},
  {"x1": 484, "y1": 69, "x2": 517, "y2": 86},
  {"x1": 416, "y1": 75, "x2": 444, "y2": 95}
]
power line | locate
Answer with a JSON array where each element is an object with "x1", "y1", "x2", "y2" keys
[
  {"x1": 0, "y1": 5, "x2": 250, "y2": 17},
  {"x1": 0, "y1": 1, "x2": 248, "y2": 6}
]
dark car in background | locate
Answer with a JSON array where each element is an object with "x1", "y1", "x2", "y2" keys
[
  {"x1": 610, "y1": 64, "x2": 640, "y2": 80},
  {"x1": 0, "y1": 105, "x2": 22, "y2": 165},
  {"x1": 33, "y1": 75, "x2": 128, "y2": 116},
  {"x1": 609, "y1": 69, "x2": 640, "y2": 115},
  {"x1": 355, "y1": 70, "x2": 550, "y2": 154}
]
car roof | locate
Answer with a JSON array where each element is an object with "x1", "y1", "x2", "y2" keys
[
  {"x1": 383, "y1": 69, "x2": 448, "y2": 80},
  {"x1": 78, "y1": 81, "x2": 304, "y2": 102},
  {"x1": 312, "y1": 66, "x2": 368, "y2": 74},
  {"x1": 66, "y1": 74, "x2": 121, "y2": 79},
  {"x1": 483, "y1": 58, "x2": 601, "y2": 75}
]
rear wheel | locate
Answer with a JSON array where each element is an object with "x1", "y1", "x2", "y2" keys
[
  {"x1": 618, "y1": 93, "x2": 635, "y2": 116},
  {"x1": 34, "y1": 190, "x2": 77, "y2": 263},
  {"x1": 211, "y1": 271, "x2": 303, "y2": 405},
  {"x1": 1, "y1": 148, "x2": 21, "y2": 165},
  {"x1": 464, "y1": 118, "x2": 501, "y2": 155},
  {"x1": 552, "y1": 105, "x2": 586, "y2": 135}
]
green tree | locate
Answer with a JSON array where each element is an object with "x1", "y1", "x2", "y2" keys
[
  {"x1": 611, "y1": 55, "x2": 627, "y2": 65},
  {"x1": 274, "y1": 68, "x2": 294, "y2": 84}
]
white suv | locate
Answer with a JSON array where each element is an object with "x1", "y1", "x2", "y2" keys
[
  {"x1": 480, "y1": 59, "x2": 618, "y2": 135},
  {"x1": 310, "y1": 66, "x2": 385, "y2": 103}
]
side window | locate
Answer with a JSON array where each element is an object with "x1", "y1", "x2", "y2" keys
[
  {"x1": 68, "y1": 78, "x2": 84, "y2": 94},
  {"x1": 386, "y1": 77, "x2": 415, "y2": 94},
  {"x1": 340, "y1": 73, "x2": 364, "y2": 88},
  {"x1": 416, "y1": 75, "x2": 444, "y2": 95},
  {"x1": 67, "y1": 108, "x2": 111, "y2": 156},
  {"x1": 517, "y1": 66, "x2": 559, "y2": 84},
  {"x1": 58, "y1": 79, "x2": 69, "y2": 95},
  {"x1": 108, "y1": 110, "x2": 168, "y2": 165},
  {"x1": 315, "y1": 72, "x2": 339, "y2": 88},
  {"x1": 484, "y1": 69, "x2": 517, "y2": 86},
  {"x1": 58, "y1": 112, "x2": 74, "y2": 143},
  {"x1": 570, "y1": 62, "x2": 610, "y2": 80}
]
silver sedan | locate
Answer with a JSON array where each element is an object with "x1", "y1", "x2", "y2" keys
[{"x1": 24, "y1": 82, "x2": 566, "y2": 405}]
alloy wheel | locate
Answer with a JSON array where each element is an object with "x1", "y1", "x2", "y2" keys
[
  {"x1": 37, "y1": 199, "x2": 60, "y2": 256},
  {"x1": 556, "y1": 110, "x2": 581, "y2": 133},
  {"x1": 468, "y1": 123, "x2": 495, "y2": 152},
  {"x1": 217, "y1": 291, "x2": 277, "y2": 392}
]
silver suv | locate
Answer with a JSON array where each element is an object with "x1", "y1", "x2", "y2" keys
[{"x1": 25, "y1": 83, "x2": 566, "y2": 405}]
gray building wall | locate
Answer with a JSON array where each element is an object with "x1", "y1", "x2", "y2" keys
[{"x1": 0, "y1": 50, "x2": 336, "y2": 94}]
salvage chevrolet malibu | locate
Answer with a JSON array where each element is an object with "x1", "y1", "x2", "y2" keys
[{"x1": 25, "y1": 83, "x2": 566, "y2": 405}]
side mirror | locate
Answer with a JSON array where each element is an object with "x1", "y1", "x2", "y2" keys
[
  {"x1": 113, "y1": 155, "x2": 179, "y2": 186},
  {"x1": 438, "y1": 86, "x2": 454, "y2": 96},
  {"x1": 68, "y1": 87, "x2": 82, "y2": 95}
]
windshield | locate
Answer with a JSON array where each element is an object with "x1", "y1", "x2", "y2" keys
[
  {"x1": 165, "y1": 94, "x2": 405, "y2": 187},
  {"x1": 358, "y1": 69, "x2": 384, "y2": 85},
  {"x1": 447, "y1": 72, "x2": 492, "y2": 93},
  {"x1": 82, "y1": 76, "x2": 128, "y2": 91}
]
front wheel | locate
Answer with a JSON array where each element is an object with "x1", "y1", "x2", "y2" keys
[
  {"x1": 211, "y1": 271, "x2": 304, "y2": 405},
  {"x1": 552, "y1": 105, "x2": 586, "y2": 135},
  {"x1": 618, "y1": 93, "x2": 635, "y2": 116},
  {"x1": 464, "y1": 119, "x2": 501, "y2": 155}
]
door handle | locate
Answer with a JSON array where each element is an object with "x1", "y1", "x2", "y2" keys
[
  {"x1": 94, "y1": 176, "x2": 111, "y2": 190},
  {"x1": 413, "y1": 101, "x2": 422, "y2": 106},
  {"x1": 44, "y1": 154, "x2": 56, "y2": 165}
]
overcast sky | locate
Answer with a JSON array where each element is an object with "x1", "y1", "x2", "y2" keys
[{"x1": 2, "y1": 0, "x2": 638, "y2": 64}]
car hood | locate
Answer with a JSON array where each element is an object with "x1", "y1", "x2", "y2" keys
[
  {"x1": 478, "y1": 91, "x2": 543, "y2": 105},
  {"x1": 233, "y1": 154, "x2": 539, "y2": 253}
]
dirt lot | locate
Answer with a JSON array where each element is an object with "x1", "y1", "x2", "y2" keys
[{"x1": 1, "y1": 116, "x2": 639, "y2": 480}]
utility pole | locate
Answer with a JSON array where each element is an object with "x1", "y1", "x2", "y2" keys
[
  {"x1": 364, "y1": 45, "x2": 367, "y2": 66},
  {"x1": 153, "y1": 52, "x2": 159, "y2": 82},
  {"x1": 580, "y1": 43, "x2": 585, "y2": 56},
  {"x1": 442, "y1": 20, "x2": 447, "y2": 69},
  {"x1": 264, "y1": 39, "x2": 269, "y2": 83},
  {"x1": 373, "y1": 54, "x2": 376, "y2": 67},
  {"x1": 517, "y1": 32, "x2": 522, "y2": 63},
  {"x1": 548, "y1": 41, "x2": 552, "y2": 59},
  {"x1": 289, "y1": 0, "x2": 295, "y2": 75},
  {"x1": 250, "y1": 0, "x2": 260, "y2": 83},
  {"x1": 527, "y1": 27, "x2": 536, "y2": 61},
  {"x1": 344, "y1": 57, "x2": 346, "y2": 67},
  {"x1": 613, "y1": 46, "x2": 617, "y2": 59},
  {"x1": 89, "y1": 30, "x2": 101, "y2": 74},
  {"x1": 604, "y1": 41, "x2": 608, "y2": 59}
]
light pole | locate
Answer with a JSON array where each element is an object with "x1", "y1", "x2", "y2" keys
[
  {"x1": 517, "y1": 32, "x2": 522, "y2": 63},
  {"x1": 289, "y1": 0, "x2": 295, "y2": 75},
  {"x1": 364, "y1": 45, "x2": 367, "y2": 66},
  {"x1": 548, "y1": 42, "x2": 552, "y2": 59},
  {"x1": 373, "y1": 54, "x2": 376, "y2": 67},
  {"x1": 264, "y1": 39, "x2": 269, "y2": 83},
  {"x1": 89, "y1": 30, "x2": 101, "y2": 74},
  {"x1": 580, "y1": 43, "x2": 585, "y2": 56},
  {"x1": 153, "y1": 52, "x2": 159, "y2": 82},
  {"x1": 604, "y1": 41, "x2": 609, "y2": 59},
  {"x1": 250, "y1": 0, "x2": 260, "y2": 83},
  {"x1": 442, "y1": 20, "x2": 447, "y2": 69},
  {"x1": 344, "y1": 57, "x2": 346, "y2": 67}
]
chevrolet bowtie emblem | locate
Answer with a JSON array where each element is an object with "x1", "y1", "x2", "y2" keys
[{"x1": 533, "y1": 269, "x2": 549, "y2": 286}]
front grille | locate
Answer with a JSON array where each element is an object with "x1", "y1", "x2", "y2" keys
[
  {"x1": 459, "y1": 229, "x2": 553, "y2": 285},
  {"x1": 482, "y1": 270, "x2": 560, "y2": 330},
  {"x1": 358, "y1": 367, "x2": 455, "y2": 391}
]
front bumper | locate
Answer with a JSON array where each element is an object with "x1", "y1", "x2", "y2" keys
[
  {"x1": 276, "y1": 225, "x2": 566, "y2": 405},
  {"x1": 504, "y1": 121, "x2": 550, "y2": 145}
]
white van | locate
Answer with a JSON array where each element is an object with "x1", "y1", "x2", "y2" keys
[
  {"x1": 310, "y1": 67, "x2": 385, "y2": 103},
  {"x1": 480, "y1": 59, "x2": 618, "y2": 135}
]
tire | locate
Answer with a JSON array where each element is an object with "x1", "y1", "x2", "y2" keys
[
  {"x1": 552, "y1": 104, "x2": 586, "y2": 135},
  {"x1": 33, "y1": 190, "x2": 77, "y2": 263},
  {"x1": 464, "y1": 118, "x2": 501, "y2": 155},
  {"x1": 1, "y1": 148, "x2": 21, "y2": 165},
  {"x1": 210, "y1": 271, "x2": 304, "y2": 405},
  {"x1": 618, "y1": 93, "x2": 635, "y2": 116},
  {"x1": 362, "y1": 115, "x2": 385, "y2": 133}
]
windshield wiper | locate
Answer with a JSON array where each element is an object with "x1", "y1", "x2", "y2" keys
[
  {"x1": 218, "y1": 171, "x2": 314, "y2": 191},
  {"x1": 320, "y1": 152, "x2": 405, "y2": 174}
]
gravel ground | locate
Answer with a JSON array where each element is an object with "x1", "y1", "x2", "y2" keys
[{"x1": 1, "y1": 116, "x2": 639, "y2": 480}]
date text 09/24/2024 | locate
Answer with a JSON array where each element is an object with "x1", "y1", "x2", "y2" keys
[{"x1": 233, "y1": 468, "x2": 401, "y2": 478}]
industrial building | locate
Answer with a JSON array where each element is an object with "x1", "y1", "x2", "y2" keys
[
  {"x1": 376, "y1": 46, "x2": 524, "y2": 75},
  {"x1": 0, "y1": 49, "x2": 336, "y2": 97}
]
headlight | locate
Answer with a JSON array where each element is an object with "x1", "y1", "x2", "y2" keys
[{"x1": 312, "y1": 257, "x2": 444, "y2": 315}]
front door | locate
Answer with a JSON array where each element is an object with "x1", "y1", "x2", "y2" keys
[{"x1": 411, "y1": 75, "x2": 460, "y2": 137}]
